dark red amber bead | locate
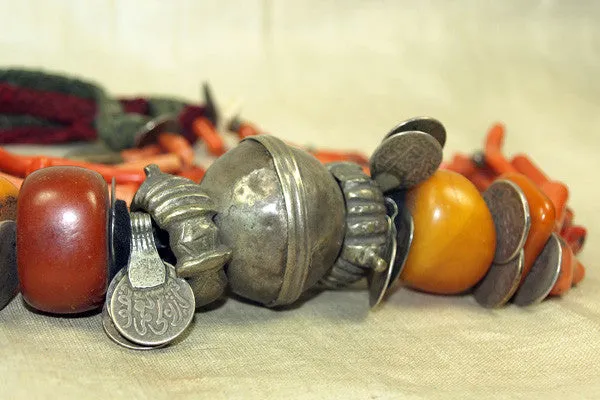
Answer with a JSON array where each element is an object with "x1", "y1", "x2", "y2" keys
[{"x1": 17, "y1": 167, "x2": 109, "y2": 314}]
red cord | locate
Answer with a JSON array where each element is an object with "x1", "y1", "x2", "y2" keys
[
  {"x1": 0, "y1": 83, "x2": 96, "y2": 124},
  {"x1": 119, "y1": 98, "x2": 149, "y2": 115},
  {"x1": 0, "y1": 83, "x2": 97, "y2": 143}
]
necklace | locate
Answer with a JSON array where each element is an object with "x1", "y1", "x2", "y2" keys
[{"x1": 0, "y1": 68, "x2": 587, "y2": 350}]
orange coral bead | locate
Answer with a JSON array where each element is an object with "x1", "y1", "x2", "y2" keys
[
  {"x1": 0, "y1": 176, "x2": 19, "y2": 222},
  {"x1": 500, "y1": 173, "x2": 556, "y2": 284},
  {"x1": 572, "y1": 259, "x2": 585, "y2": 285},
  {"x1": 400, "y1": 170, "x2": 496, "y2": 294}
]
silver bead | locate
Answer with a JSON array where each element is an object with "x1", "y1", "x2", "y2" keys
[
  {"x1": 319, "y1": 162, "x2": 388, "y2": 289},
  {"x1": 200, "y1": 135, "x2": 345, "y2": 307},
  {"x1": 132, "y1": 165, "x2": 232, "y2": 307}
]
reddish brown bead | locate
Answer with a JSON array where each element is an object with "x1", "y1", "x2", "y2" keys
[{"x1": 17, "y1": 166, "x2": 109, "y2": 314}]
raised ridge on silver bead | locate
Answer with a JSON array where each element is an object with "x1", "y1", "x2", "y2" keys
[
  {"x1": 320, "y1": 162, "x2": 388, "y2": 289},
  {"x1": 246, "y1": 135, "x2": 311, "y2": 307},
  {"x1": 131, "y1": 164, "x2": 232, "y2": 307}
]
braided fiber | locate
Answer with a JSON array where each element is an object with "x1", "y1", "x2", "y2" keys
[
  {"x1": 0, "y1": 68, "x2": 98, "y2": 99},
  {"x1": 0, "y1": 69, "x2": 204, "y2": 149},
  {"x1": 0, "y1": 115, "x2": 58, "y2": 129}
]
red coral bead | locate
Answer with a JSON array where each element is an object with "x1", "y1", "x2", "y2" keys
[{"x1": 17, "y1": 166, "x2": 109, "y2": 314}]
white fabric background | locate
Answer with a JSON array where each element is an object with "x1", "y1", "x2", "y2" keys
[{"x1": 0, "y1": 1, "x2": 599, "y2": 398}]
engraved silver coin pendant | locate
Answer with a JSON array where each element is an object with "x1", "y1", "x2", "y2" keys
[
  {"x1": 385, "y1": 191, "x2": 414, "y2": 290},
  {"x1": 109, "y1": 264, "x2": 195, "y2": 347},
  {"x1": 370, "y1": 130, "x2": 443, "y2": 192},
  {"x1": 105, "y1": 267, "x2": 126, "y2": 319},
  {"x1": 512, "y1": 233, "x2": 562, "y2": 306},
  {"x1": 473, "y1": 250, "x2": 524, "y2": 308},
  {"x1": 483, "y1": 180, "x2": 531, "y2": 264},
  {"x1": 386, "y1": 117, "x2": 447, "y2": 148},
  {"x1": 368, "y1": 198, "x2": 398, "y2": 308},
  {"x1": 108, "y1": 212, "x2": 195, "y2": 347},
  {"x1": 102, "y1": 306, "x2": 164, "y2": 351}
]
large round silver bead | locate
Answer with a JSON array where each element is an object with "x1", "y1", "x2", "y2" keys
[{"x1": 200, "y1": 135, "x2": 345, "y2": 307}]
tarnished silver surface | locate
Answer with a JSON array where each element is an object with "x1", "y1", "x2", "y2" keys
[
  {"x1": 319, "y1": 162, "x2": 388, "y2": 290},
  {"x1": 107, "y1": 211, "x2": 195, "y2": 347},
  {"x1": 249, "y1": 135, "x2": 311, "y2": 306},
  {"x1": 387, "y1": 116, "x2": 447, "y2": 148},
  {"x1": 132, "y1": 165, "x2": 232, "y2": 307},
  {"x1": 370, "y1": 130, "x2": 443, "y2": 192},
  {"x1": 513, "y1": 233, "x2": 562, "y2": 306},
  {"x1": 127, "y1": 212, "x2": 167, "y2": 289},
  {"x1": 0, "y1": 220, "x2": 17, "y2": 311},
  {"x1": 368, "y1": 198, "x2": 398, "y2": 308},
  {"x1": 200, "y1": 135, "x2": 345, "y2": 307},
  {"x1": 474, "y1": 250, "x2": 524, "y2": 308},
  {"x1": 105, "y1": 267, "x2": 126, "y2": 318},
  {"x1": 102, "y1": 306, "x2": 163, "y2": 351},
  {"x1": 483, "y1": 180, "x2": 531, "y2": 264},
  {"x1": 109, "y1": 262, "x2": 195, "y2": 347},
  {"x1": 386, "y1": 191, "x2": 414, "y2": 290}
]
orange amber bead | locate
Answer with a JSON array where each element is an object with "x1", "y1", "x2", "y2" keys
[
  {"x1": 0, "y1": 176, "x2": 19, "y2": 222},
  {"x1": 17, "y1": 167, "x2": 109, "y2": 314},
  {"x1": 400, "y1": 170, "x2": 496, "y2": 294},
  {"x1": 500, "y1": 173, "x2": 556, "y2": 284}
]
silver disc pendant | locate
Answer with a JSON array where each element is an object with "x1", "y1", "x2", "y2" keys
[
  {"x1": 367, "y1": 198, "x2": 398, "y2": 308},
  {"x1": 370, "y1": 130, "x2": 443, "y2": 192},
  {"x1": 102, "y1": 306, "x2": 163, "y2": 351},
  {"x1": 513, "y1": 233, "x2": 562, "y2": 306},
  {"x1": 473, "y1": 250, "x2": 524, "y2": 308},
  {"x1": 386, "y1": 117, "x2": 447, "y2": 148},
  {"x1": 109, "y1": 264, "x2": 195, "y2": 347},
  {"x1": 385, "y1": 191, "x2": 414, "y2": 290},
  {"x1": 106, "y1": 212, "x2": 195, "y2": 348},
  {"x1": 483, "y1": 180, "x2": 531, "y2": 264},
  {"x1": 105, "y1": 267, "x2": 126, "y2": 318}
]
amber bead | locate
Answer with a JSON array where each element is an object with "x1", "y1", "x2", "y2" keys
[
  {"x1": 17, "y1": 167, "x2": 109, "y2": 314},
  {"x1": 400, "y1": 170, "x2": 496, "y2": 294},
  {"x1": 500, "y1": 173, "x2": 556, "y2": 284},
  {"x1": 0, "y1": 176, "x2": 19, "y2": 222}
]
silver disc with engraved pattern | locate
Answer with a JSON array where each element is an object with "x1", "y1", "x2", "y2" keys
[
  {"x1": 387, "y1": 117, "x2": 447, "y2": 148},
  {"x1": 473, "y1": 250, "x2": 524, "y2": 308},
  {"x1": 0, "y1": 220, "x2": 18, "y2": 311},
  {"x1": 109, "y1": 263, "x2": 195, "y2": 347},
  {"x1": 483, "y1": 180, "x2": 531, "y2": 264},
  {"x1": 385, "y1": 191, "x2": 414, "y2": 290},
  {"x1": 102, "y1": 306, "x2": 164, "y2": 351},
  {"x1": 105, "y1": 267, "x2": 126, "y2": 319},
  {"x1": 108, "y1": 212, "x2": 195, "y2": 347},
  {"x1": 513, "y1": 233, "x2": 562, "y2": 306},
  {"x1": 368, "y1": 198, "x2": 398, "y2": 308},
  {"x1": 370, "y1": 130, "x2": 443, "y2": 192}
]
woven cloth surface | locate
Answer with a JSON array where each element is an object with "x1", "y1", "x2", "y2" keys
[{"x1": 0, "y1": 1, "x2": 599, "y2": 399}]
